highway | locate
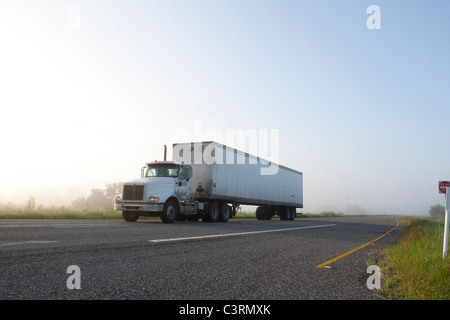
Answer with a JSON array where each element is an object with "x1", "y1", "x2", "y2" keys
[{"x1": 0, "y1": 216, "x2": 401, "y2": 300}]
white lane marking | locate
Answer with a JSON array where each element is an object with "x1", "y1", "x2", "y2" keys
[
  {"x1": 149, "y1": 224, "x2": 336, "y2": 243},
  {"x1": 53, "y1": 224, "x2": 121, "y2": 228},
  {"x1": 0, "y1": 241, "x2": 59, "y2": 247}
]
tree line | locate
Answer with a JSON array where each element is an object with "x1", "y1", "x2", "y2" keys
[
  {"x1": 71, "y1": 182, "x2": 123, "y2": 211},
  {"x1": 428, "y1": 204, "x2": 446, "y2": 218}
]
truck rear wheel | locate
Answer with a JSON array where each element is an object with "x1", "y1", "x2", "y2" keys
[
  {"x1": 161, "y1": 200, "x2": 178, "y2": 223},
  {"x1": 122, "y1": 211, "x2": 139, "y2": 222},
  {"x1": 218, "y1": 203, "x2": 231, "y2": 222},
  {"x1": 202, "y1": 202, "x2": 219, "y2": 222}
]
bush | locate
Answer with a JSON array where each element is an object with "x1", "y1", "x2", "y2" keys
[{"x1": 429, "y1": 204, "x2": 445, "y2": 218}]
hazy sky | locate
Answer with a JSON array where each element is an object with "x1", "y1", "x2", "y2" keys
[{"x1": 1, "y1": 0, "x2": 449, "y2": 215}]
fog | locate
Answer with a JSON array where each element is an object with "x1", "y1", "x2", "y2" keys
[{"x1": 1, "y1": 1, "x2": 449, "y2": 216}]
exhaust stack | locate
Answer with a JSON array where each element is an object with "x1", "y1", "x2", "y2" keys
[{"x1": 164, "y1": 145, "x2": 167, "y2": 161}]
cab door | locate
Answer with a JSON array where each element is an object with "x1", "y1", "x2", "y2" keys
[{"x1": 176, "y1": 165, "x2": 191, "y2": 201}]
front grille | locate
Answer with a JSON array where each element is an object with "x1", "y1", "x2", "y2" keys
[{"x1": 123, "y1": 185, "x2": 144, "y2": 200}]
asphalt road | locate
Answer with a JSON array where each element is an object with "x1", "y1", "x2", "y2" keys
[{"x1": 0, "y1": 216, "x2": 401, "y2": 301}]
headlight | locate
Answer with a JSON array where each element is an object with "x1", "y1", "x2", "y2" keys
[
  {"x1": 148, "y1": 196, "x2": 160, "y2": 202},
  {"x1": 115, "y1": 195, "x2": 122, "y2": 201}
]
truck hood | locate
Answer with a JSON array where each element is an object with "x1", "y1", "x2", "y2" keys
[{"x1": 125, "y1": 177, "x2": 175, "y2": 197}]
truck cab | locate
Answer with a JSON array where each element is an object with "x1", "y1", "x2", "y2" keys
[{"x1": 114, "y1": 161, "x2": 192, "y2": 222}]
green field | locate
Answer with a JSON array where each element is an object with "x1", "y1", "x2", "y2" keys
[
  {"x1": 0, "y1": 209, "x2": 121, "y2": 219},
  {"x1": 376, "y1": 217, "x2": 450, "y2": 300}
]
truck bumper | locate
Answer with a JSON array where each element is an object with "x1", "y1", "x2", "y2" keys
[{"x1": 114, "y1": 201, "x2": 164, "y2": 212}]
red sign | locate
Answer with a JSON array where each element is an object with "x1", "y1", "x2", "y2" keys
[{"x1": 439, "y1": 181, "x2": 450, "y2": 194}]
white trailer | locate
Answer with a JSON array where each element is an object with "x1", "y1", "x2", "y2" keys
[{"x1": 115, "y1": 141, "x2": 303, "y2": 223}]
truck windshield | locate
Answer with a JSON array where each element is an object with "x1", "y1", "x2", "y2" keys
[{"x1": 145, "y1": 164, "x2": 180, "y2": 178}]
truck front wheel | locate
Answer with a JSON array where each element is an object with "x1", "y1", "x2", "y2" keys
[{"x1": 161, "y1": 200, "x2": 178, "y2": 223}]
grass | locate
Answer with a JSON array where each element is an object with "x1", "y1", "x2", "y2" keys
[
  {"x1": 377, "y1": 217, "x2": 450, "y2": 300},
  {"x1": 0, "y1": 209, "x2": 121, "y2": 219}
]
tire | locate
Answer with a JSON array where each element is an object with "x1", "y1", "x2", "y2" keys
[
  {"x1": 218, "y1": 203, "x2": 231, "y2": 222},
  {"x1": 262, "y1": 207, "x2": 273, "y2": 220},
  {"x1": 202, "y1": 202, "x2": 219, "y2": 222},
  {"x1": 122, "y1": 211, "x2": 139, "y2": 222},
  {"x1": 256, "y1": 206, "x2": 263, "y2": 220},
  {"x1": 289, "y1": 207, "x2": 296, "y2": 220},
  {"x1": 279, "y1": 207, "x2": 289, "y2": 220},
  {"x1": 161, "y1": 200, "x2": 178, "y2": 223}
]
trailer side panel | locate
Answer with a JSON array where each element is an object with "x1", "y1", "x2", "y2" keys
[{"x1": 172, "y1": 141, "x2": 303, "y2": 208}]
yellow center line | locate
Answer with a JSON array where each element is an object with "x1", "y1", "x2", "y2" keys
[{"x1": 316, "y1": 220, "x2": 400, "y2": 268}]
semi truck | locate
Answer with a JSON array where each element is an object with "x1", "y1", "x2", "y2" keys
[{"x1": 114, "y1": 141, "x2": 303, "y2": 223}]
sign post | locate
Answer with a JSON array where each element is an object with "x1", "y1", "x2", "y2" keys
[
  {"x1": 439, "y1": 181, "x2": 450, "y2": 194},
  {"x1": 444, "y1": 187, "x2": 449, "y2": 258},
  {"x1": 439, "y1": 181, "x2": 450, "y2": 258}
]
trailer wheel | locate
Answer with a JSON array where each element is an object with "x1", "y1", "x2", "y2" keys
[
  {"x1": 218, "y1": 203, "x2": 231, "y2": 222},
  {"x1": 256, "y1": 206, "x2": 263, "y2": 220},
  {"x1": 279, "y1": 207, "x2": 289, "y2": 220},
  {"x1": 202, "y1": 202, "x2": 219, "y2": 222},
  {"x1": 122, "y1": 211, "x2": 139, "y2": 222},
  {"x1": 262, "y1": 207, "x2": 273, "y2": 220},
  {"x1": 161, "y1": 200, "x2": 178, "y2": 223},
  {"x1": 289, "y1": 207, "x2": 296, "y2": 220}
]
